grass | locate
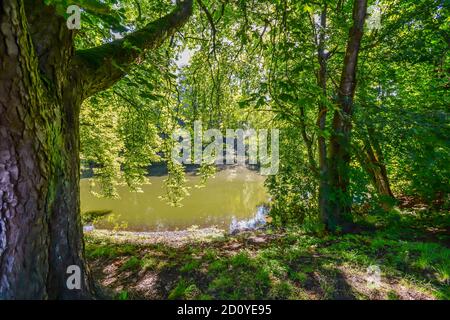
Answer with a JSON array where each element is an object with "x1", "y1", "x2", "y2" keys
[
  {"x1": 85, "y1": 208, "x2": 449, "y2": 300},
  {"x1": 168, "y1": 280, "x2": 200, "y2": 300},
  {"x1": 119, "y1": 256, "x2": 141, "y2": 272},
  {"x1": 141, "y1": 255, "x2": 158, "y2": 271},
  {"x1": 85, "y1": 241, "x2": 139, "y2": 259},
  {"x1": 117, "y1": 290, "x2": 129, "y2": 300}
]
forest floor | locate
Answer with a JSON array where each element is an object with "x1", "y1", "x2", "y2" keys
[{"x1": 85, "y1": 207, "x2": 449, "y2": 300}]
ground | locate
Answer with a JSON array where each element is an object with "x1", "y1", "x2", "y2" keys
[{"x1": 85, "y1": 207, "x2": 449, "y2": 300}]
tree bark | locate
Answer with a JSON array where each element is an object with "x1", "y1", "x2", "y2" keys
[
  {"x1": 356, "y1": 127, "x2": 394, "y2": 203},
  {"x1": 315, "y1": 5, "x2": 331, "y2": 227},
  {"x1": 0, "y1": 0, "x2": 193, "y2": 299},
  {"x1": 0, "y1": 0, "x2": 93, "y2": 299},
  {"x1": 327, "y1": 0, "x2": 367, "y2": 231}
]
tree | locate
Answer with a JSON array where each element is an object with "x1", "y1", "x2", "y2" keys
[
  {"x1": 249, "y1": 0, "x2": 447, "y2": 231},
  {"x1": 251, "y1": 0, "x2": 369, "y2": 231},
  {"x1": 1, "y1": 0, "x2": 447, "y2": 299},
  {"x1": 0, "y1": 0, "x2": 193, "y2": 299},
  {"x1": 326, "y1": 0, "x2": 367, "y2": 230}
]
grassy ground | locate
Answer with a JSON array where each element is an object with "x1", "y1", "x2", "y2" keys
[{"x1": 85, "y1": 208, "x2": 449, "y2": 300}]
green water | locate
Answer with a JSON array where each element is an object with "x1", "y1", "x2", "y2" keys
[{"x1": 80, "y1": 167, "x2": 268, "y2": 232}]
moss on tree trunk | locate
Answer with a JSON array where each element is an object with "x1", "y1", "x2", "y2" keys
[{"x1": 0, "y1": 0, "x2": 193, "y2": 298}]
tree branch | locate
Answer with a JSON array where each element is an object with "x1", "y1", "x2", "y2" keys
[
  {"x1": 337, "y1": 0, "x2": 367, "y2": 106},
  {"x1": 71, "y1": 0, "x2": 193, "y2": 99},
  {"x1": 70, "y1": 0, "x2": 112, "y2": 15},
  {"x1": 196, "y1": 0, "x2": 217, "y2": 60}
]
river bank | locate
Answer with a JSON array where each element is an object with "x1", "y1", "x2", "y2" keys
[
  {"x1": 85, "y1": 208, "x2": 449, "y2": 300},
  {"x1": 85, "y1": 227, "x2": 226, "y2": 247}
]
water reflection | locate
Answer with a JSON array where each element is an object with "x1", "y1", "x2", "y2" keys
[{"x1": 80, "y1": 167, "x2": 268, "y2": 232}]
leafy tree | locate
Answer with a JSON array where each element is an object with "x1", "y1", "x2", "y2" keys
[{"x1": 0, "y1": 0, "x2": 448, "y2": 299}]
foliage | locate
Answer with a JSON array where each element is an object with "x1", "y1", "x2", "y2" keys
[
  {"x1": 76, "y1": 0, "x2": 448, "y2": 223},
  {"x1": 81, "y1": 209, "x2": 112, "y2": 225}
]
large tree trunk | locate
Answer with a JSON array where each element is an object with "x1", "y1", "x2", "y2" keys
[
  {"x1": 45, "y1": 85, "x2": 95, "y2": 300},
  {"x1": 326, "y1": 0, "x2": 367, "y2": 231},
  {"x1": 0, "y1": 0, "x2": 93, "y2": 299},
  {"x1": 0, "y1": 0, "x2": 193, "y2": 299}
]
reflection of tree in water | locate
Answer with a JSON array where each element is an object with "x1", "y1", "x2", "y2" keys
[
  {"x1": 242, "y1": 181, "x2": 255, "y2": 211},
  {"x1": 81, "y1": 169, "x2": 268, "y2": 231},
  {"x1": 225, "y1": 180, "x2": 265, "y2": 216}
]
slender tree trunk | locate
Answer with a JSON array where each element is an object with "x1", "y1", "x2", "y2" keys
[
  {"x1": 356, "y1": 127, "x2": 394, "y2": 207},
  {"x1": 299, "y1": 105, "x2": 317, "y2": 175},
  {"x1": 327, "y1": 0, "x2": 367, "y2": 231},
  {"x1": 315, "y1": 5, "x2": 331, "y2": 226},
  {"x1": 358, "y1": 145, "x2": 394, "y2": 198},
  {"x1": 366, "y1": 127, "x2": 393, "y2": 199}
]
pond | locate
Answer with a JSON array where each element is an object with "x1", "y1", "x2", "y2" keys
[{"x1": 80, "y1": 167, "x2": 268, "y2": 232}]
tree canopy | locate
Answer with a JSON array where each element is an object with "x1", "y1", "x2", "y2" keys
[
  {"x1": 0, "y1": 0, "x2": 448, "y2": 299},
  {"x1": 78, "y1": 0, "x2": 448, "y2": 218}
]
